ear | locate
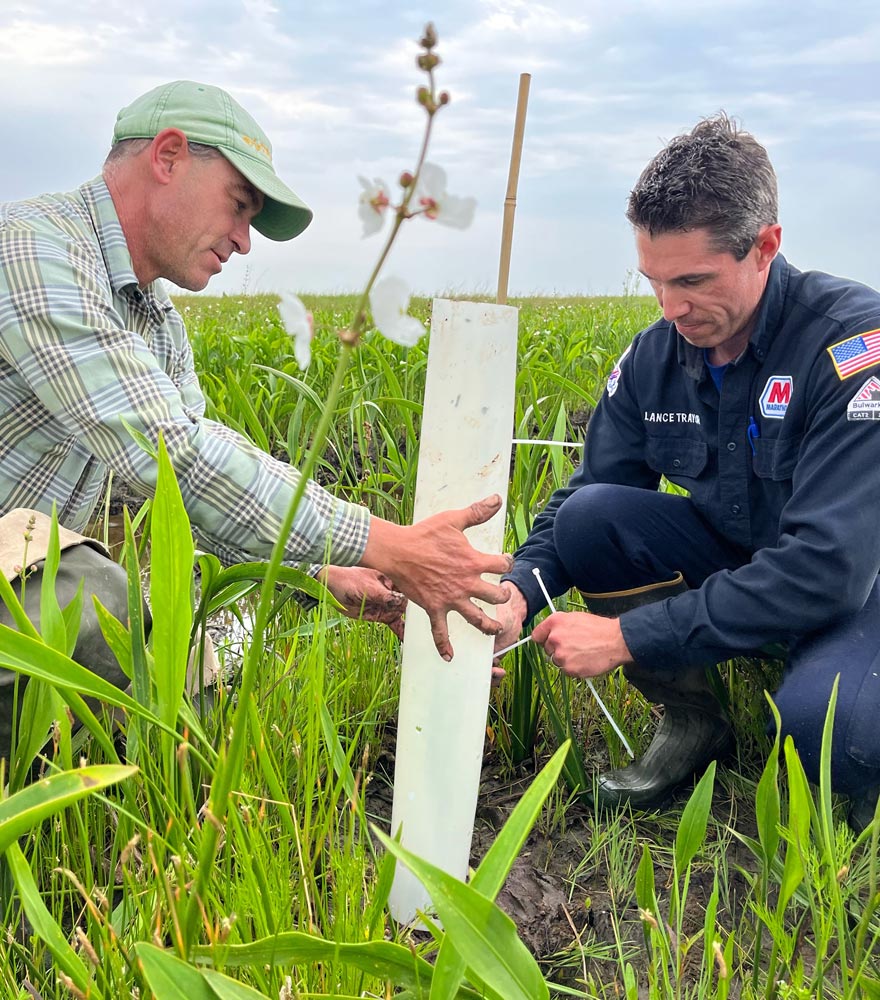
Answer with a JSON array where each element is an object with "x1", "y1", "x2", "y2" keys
[
  {"x1": 149, "y1": 128, "x2": 189, "y2": 185},
  {"x1": 754, "y1": 223, "x2": 782, "y2": 272}
]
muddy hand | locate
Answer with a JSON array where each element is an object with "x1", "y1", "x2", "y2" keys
[
  {"x1": 319, "y1": 565, "x2": 406, "y2": 640},
  {"x1": 359, "y1": 494, "x2": 513, "y2": 660}
]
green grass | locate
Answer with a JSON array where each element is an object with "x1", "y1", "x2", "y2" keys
[{"x1": 0, "y1": 291, "x2": 877, "y2": 999}]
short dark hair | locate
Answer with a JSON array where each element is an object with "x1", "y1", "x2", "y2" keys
[{"x1": 626, "y1": 113, "x2": 778, "y2": 260}]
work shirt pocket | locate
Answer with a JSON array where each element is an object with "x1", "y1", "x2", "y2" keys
[
  {"x1": 751, "y1": 435, "x2": 802, "y2": 481},
  {"x1": 645, "y1": 435, "x2": 708, "y2": 484}
]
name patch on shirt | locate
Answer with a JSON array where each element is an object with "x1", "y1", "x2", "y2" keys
[
  {"x1": 606, "y1": 344, "x2": 632, "y2": 398},
  {"x1": 847, "y1": 374, "x2": 880, "y2": 421},
  {"x1": 759, "y1": 375, "x2": 793, "y2": 419},
  {"x1": 643, "y1": 411, "x2": 701, "y2": 424},
  {"x1": 827, "y1": 328, "x2": 880, "y2": 380}
]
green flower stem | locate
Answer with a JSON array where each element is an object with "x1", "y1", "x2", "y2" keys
[{"x1": 183, "y1": 54, "x2": 441, "y2": 956}]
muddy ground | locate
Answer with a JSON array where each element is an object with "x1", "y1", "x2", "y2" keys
[{"x1": 366, "y1": 729, "x2": 760, "y2": 997}]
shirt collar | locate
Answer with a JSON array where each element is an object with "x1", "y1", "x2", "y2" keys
[{"x1": 79, "y1": 175, "x2": 175, "y2": 318}]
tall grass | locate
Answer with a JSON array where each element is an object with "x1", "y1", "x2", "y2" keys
[{"x1": 0, "y1": 292, "x2": 876, "y2": 997}]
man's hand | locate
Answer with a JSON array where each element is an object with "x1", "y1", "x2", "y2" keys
[
  {"x1": 359, "y1": 494, "x2": 513, "y2": 660},
  {"x1": 531, "y1": 611, "x2": 633, "y2": 679},
  {"x1": 490, "y1": 581, "x2": 529, "y2": 682},
  {"x1": 318, "y1": 565, "x2": 406, "y2": 639}
]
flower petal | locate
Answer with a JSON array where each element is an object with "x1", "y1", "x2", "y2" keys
[
  {"x1": 279, "y1": 291, "x2": 313, "y2": 369},
  {"x1": 357, "y1": 176, "x2": 391, "y2": 237},
  {"x1": 369, "y1": 277, "x2": 426, "y2": 347},
  {"x1": 435, "y1": 193, "x2": 477, "y2": 229}
]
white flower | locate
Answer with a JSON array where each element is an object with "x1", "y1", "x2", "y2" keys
[
  {"x1": 369, "y1": 277, "x2": 426, "y2": 347},
  {"x1": 279, "y1": 291, "x2": 313, "y2": 369},
  {"x1": 279, "y1": 975, "x2": 293, "y2": 1000},
  {"x1": 414, "y1": 162, "x2": 476, "y2": 229},
  {"x1": 358, "y1": 176, "x2": 391, "y2": 236}
]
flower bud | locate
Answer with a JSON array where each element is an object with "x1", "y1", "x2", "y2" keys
[
  {"x1": 417, "y1": 86, "x2": 430, "y2": 106},
  {"x1": 417, "y1": 52, "x2": 440, "y2": 71},
  {"x1": 399, "y1": 171, "x2": 414, "y2": 188},
  {"x1": 438, "y1": 91, "x2": 450, "y2": 106},
  {"x1": 420, "y1": 22, "x2": 438, "y2": 49}
]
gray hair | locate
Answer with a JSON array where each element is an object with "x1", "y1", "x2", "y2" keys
[
  {"x1": 625, "y1": 114, "x2": 778, "y2": 260},
  {"x1": 103, "y1": 137, "x2": 223, "y2": 166}
]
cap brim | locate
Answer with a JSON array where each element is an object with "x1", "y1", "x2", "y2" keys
[{"x1": 221, "y1": 148, "x2": 313, "y2": 242}]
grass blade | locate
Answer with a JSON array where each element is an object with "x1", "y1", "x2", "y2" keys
[
  {"x1": 0, "y1": 765, "x2": 136, "y2": 854},
  {"x1": 375, "y1": 829, "x2": 549, "y2": 1000},
  {"x1": 431, "y1": 742, "x2": 569, "y2": 1000},
  {"x1": 674, "y1": 759, "x2": 717, "y2": 873}
]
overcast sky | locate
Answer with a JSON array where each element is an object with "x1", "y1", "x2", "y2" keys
[{"x1": 3, "y1": 0, "x2": 879, "y2": 298}]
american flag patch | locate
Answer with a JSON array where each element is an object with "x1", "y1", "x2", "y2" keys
[{"x1": 827, "y1": 328, "x2": 880, "y2": 380}]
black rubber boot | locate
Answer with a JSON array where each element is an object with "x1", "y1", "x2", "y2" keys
[
  {"x1": 0, "y1": 543, "x2": 146, "y2": 760},
  {"x1": 582, "y1": 574, "x2": 733, "y2": 811},
  {"x1": 848, "y1": 784, "x2": 879, "y2": 834}
]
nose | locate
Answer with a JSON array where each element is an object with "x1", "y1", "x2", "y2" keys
[
  {"x1": 657, "y1": 285, "x2": 691, "y2": 323},
  {"x1": 231, "y1": 222, "x2": 252, "y2": 256}
]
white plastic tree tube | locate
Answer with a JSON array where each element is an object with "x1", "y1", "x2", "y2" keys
[{"x1": 388, "y1": 297, "x2": 518, "y2": 924}]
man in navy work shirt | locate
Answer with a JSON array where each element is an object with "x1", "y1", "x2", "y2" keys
[{"x1": 495, "y1": 114, "x2": 880, "y2": 831}]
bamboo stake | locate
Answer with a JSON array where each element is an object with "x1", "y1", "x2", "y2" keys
[{"x1": 496, "y1": 73, "x2": 531, "y2": 305}]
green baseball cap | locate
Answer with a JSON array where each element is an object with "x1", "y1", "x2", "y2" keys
[{"x1": 112, "y1": 80, "x2": 312, "y2": 241}]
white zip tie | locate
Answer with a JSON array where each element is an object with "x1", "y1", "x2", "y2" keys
[
  {"x1": 511, "y1": 438, "x2": 581, "y2": 447},
  {"x1": 494, "y1": 634, "x2": 533, "y2": 657},
  {"x1": 532, "y1": 567, "x2": 635, "y2": 759}
]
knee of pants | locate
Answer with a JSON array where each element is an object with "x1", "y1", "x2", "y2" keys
[
  {"x1": 773, "y1": 677, "x2": 878, "y2": 795},
  {"x1": 552, "y1": 483, "x2": 632, "y2": 587}
]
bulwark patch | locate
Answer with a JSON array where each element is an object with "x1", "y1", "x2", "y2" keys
[
  {"x1": 847, "y1": 374, "x2": 880, "y2": 421},
  {"x1": 759, "y1": 375, "x2": 793, "y2": 419},
  {"x1": 827, "y1": 328, "x2": 880, "y2": 380},
  {"x1": 606, "y1": 344, "x2": 632, "y2": 398}
]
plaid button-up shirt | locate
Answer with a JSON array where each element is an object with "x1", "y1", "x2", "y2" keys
[{"x1": 0, "y1": 176, "x2": 370, "y2": 568}]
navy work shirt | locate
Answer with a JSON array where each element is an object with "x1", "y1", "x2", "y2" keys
[{"x1": 506, "y1": 256, "x2": 880, "y2": 669}]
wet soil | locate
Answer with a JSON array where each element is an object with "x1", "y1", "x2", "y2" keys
[{"x1": 366, "y1": 732, "x2": 759, "y2": 997}]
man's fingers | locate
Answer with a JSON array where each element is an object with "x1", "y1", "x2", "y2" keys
[
  {"x1": 455, "y1": 602, "x2": 504, "y2": 637},
  {"x1": 449, "y1": 493, "x2": 503, "y2": 531},
  {"x1": 428, "y1": 613, "x2": 454, "y2": 661},
  {"x1": 465, "y1": 578, "x2": 513, "y2": 607}
]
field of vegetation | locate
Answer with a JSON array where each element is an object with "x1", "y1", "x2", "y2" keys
[{"x1": 0, "y1": 291, "x2": 877, "y2": 999}]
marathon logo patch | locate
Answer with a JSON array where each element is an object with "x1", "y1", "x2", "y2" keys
[
  {"x1": 605, "y1": 343, "x2": 632, "y2": 398},
  {"x1": 759, "y1": 375, "x2": 793, "y2": 419},
  {"x1": 827, "y1": 328, "x2": 880, "y2": 380},
  {"x1": 847, "y1": 374, "x2": 880, "y2": 421}
]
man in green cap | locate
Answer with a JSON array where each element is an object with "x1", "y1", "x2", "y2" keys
[{"x1": 0, "y1": 80, "x2": 511, "y2": 748}]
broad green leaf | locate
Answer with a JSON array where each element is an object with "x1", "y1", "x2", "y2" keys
[
  {"x1": 0, "y1": 624, "x2": 163, "y2": 725},
  {"x1": 123, "y1": 508, "x2": 152, "y2": 710},
  {"x1": 0, "y1": 765, "x2": 136, "y2": 854},
  {"x1": 431, "y1": 742, "x2": 568, "y2": 1000},
  {"x1": 151, "y1": 435, "x2": 194, "y2": 728},
  {"x1": 755, "y1": 694, "x2": 781, "y2": 867},
  {"x1": 38, "y1": 511, "x2": 67, "y2": 653},
  {"x1": 192, "y1": 933, "x2": 481, "y2": 999},
  {"x1": 855, "y1": 974, "x2": 880, "y2": 999},
  {"x1": 778, "y1": 736, "x2": 809, "y2": 913},
  {"x1": 375, "y1": 830, "x2": 549, "y2": 1000},
  {"x1": 202, "y1": 968, "x2": 271, "y2": 998},
  {"x1": 635, "y1": 843, "x2": 655, "y2": 912},
  {"x1": 674, "y1": 760, "x2": 716, "y2": 873},
  {"x1": 6, "y1": 841, "x2": 90, "y2": 993},
  {"x1": 0, "y1": 570, "x2": 40, "y2": 638},
  {"x1": 11, "y1": 678, "x2": 64, "y2": 793},
  {"x1": 136, "y1": 943, "x2": 216, "y2": 1000},
  {"x1": 817, "y1": 674, "x2": 840, "y2": 865}
]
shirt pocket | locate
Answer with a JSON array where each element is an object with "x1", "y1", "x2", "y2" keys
[
  {"x1": 752, "y1": 435, "x2": 802, "y2": 481},
  {"x1": 645, "y1": 435, "x2": 708, "y2": 482}
]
